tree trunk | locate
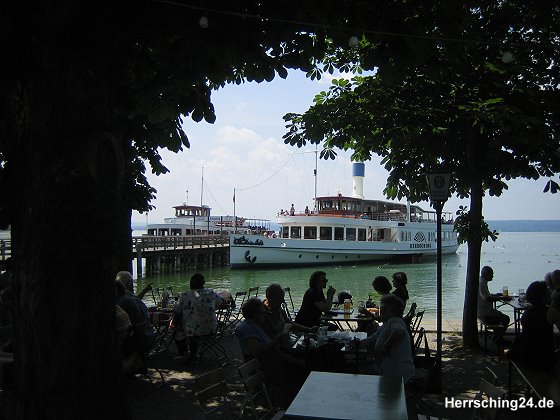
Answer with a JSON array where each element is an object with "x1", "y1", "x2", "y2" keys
[
  {"x1": 5, "y1": 18, "x2": 133, "y2": 418},
  {"x1": 462, "y1": 180, "x2": 484, "y2": 347}
]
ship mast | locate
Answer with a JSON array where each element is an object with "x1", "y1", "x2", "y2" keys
[{"x1": 314, "y1": 146, "x2": 318, "y2": 213}]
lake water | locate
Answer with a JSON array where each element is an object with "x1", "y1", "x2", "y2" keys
[{"x1": 133, "y1": 231, "x2": 560, "y2": 322}]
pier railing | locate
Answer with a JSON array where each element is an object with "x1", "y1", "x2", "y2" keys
[
  {"x1": 132, "y1": 234, "x2": 229, "y2": 252},
  {"x1": 0, "y1": 239, "x2": 11, "y2": 261}
]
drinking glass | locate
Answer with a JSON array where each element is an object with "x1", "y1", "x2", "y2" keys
[
  {"x1": 518, "y1": 289, "x2": 526, "y2": 304},
  {"x1": 502, "y1": 286, "x2": 509, "y2": 297}
]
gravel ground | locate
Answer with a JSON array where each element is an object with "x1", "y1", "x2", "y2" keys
[{"x1": 126, "y1": 326, "x2": 559, "y2": 420}]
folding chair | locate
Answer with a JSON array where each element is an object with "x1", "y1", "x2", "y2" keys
[
  {"x1": 403, "y1": 302, "x2": 417, "y2": 325},
  {"x1": 283, "y1": 287, "x2": 298, "y2": 320},
  {"x1": 195, "y1": 317, "x2": 229, "y2": 367},
  {"x1": 470, "y1": 377, "x2": 506, "y2": 420},
  {"x1": 247, "y1": 286, "x2": 259, "y2": 298},
  {"x1": 237, "y1": 358, "x2": 285, "y2": 420},
  {"x1": 412, "y1": 327, "x2": 426, "y2": 358},
  {"x1": 149, "y1": 311, "x2": 175, "y2": 355},
  {"x1": 406, "y1": 349, "x2": 441, "y2": 416},
  {"x1": 227, "y1": 291, "x2": 247, "y2": 333},
  {"x1": 410, "y1": 310, "x2": 425, "y2": 342},
  {"x1": 215, "y1": 300, "x2": 233, "y2": 336},
  {"x1": 194, "y1": 368, "x2": 233, "y2": 419}
]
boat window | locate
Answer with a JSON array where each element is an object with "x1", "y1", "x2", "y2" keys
[
  {"x1": 320, "y1": 226, "x2": 332, "y2": 240},
  {"x1": 290, "y1": 226, "x2": 301, "y2": 239},
  {"x1": 282, "y1": 226, "x2": 289, "y2": 238},
  {"x1": 346, "y1": 228, "x2": 356, "y2": 241},
  {"x1": 358, "y1": 228, "x2": 366, "y2": 241},
  {"x1": 304, "y1": 226, "x2": 317, "y2": 239},
  {"x1": 334, "y1": 227, "x2": 344, "y2": 240}
]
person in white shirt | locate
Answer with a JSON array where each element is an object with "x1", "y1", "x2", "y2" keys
[
  {"x1": 354, "y1": 294, "x2": 415, "y2": 383},
  {"x1": 477, "y1": 266, "x2": 510, "y2": 343}
]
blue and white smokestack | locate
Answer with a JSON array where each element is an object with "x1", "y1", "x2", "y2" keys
[{"x1": 352, "y1": 162, "x2": 365, "y2": 199}]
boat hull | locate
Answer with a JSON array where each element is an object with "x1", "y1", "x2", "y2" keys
[{"x1": 229, "y1": 234, "x2": 459, "y2": 268}]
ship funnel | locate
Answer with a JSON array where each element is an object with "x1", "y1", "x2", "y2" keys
[{"x1": 352, "y1": 162, "x2": 365, "y2": 199}]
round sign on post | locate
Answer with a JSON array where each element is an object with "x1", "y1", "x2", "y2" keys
[{"x1": 427, "y1": 173, "x2": 451, "y2": 202}]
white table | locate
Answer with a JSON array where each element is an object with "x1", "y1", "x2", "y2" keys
[{"x1": 284, "y1": 371, "x2": 408, "y2": 419}]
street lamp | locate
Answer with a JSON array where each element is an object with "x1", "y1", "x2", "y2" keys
[{"x1": 426, "y1": 172, "x2": 451, "y2": 392}]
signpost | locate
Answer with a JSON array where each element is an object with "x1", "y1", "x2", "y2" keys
[{"x1": 426, "y1": 173, "x2": 451, "y2": 392}]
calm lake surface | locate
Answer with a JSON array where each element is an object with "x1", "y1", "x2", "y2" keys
[{"x1": 134, "y1": 231, "x2": 560, "y2": 321}]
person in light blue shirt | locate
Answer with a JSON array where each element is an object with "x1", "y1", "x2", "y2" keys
[{"x1": 355, "y1": 294, "x2": 415, "y2": 383}]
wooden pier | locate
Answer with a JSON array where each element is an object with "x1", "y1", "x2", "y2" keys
[
  {"x1": 0, "y1": 235, "x2": 229, "y2": 276},
  {"x1": 132, "y1": 234, "x2": 230, "y2": 277}
]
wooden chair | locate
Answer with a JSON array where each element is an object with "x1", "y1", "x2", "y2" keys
[
  {"x1": 237, "y1": 358, "x2": 284, "y2": 420},
  {"x1": 194, "y1": 368, "x2": 233, "y2": 419}
]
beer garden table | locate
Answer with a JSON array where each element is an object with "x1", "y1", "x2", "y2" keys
[{"x1": 283, "y1": 371, "x2": 408, "y2": 419}]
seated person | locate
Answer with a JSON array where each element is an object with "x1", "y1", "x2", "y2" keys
[
  {"x1": 507, "y1": 281, "x2": 556, "y2": 370},
  {"x1": 174, "y1": 273, "x2": 223, "y2": 362},
  {"x1": 357, "y1": 275, "x2": 392, "y2": 332},
  {"x1": 260, "y1": 283, "x2": 317, "y2": 345},
  {"x1": 391, "y1": 272, "x2": 409, "y2": 307},
  {"x1": 477, "y1": 266, "x2": 510, "y2": 343},
  {"x1": 115, "y1": 270, "x2": 152, "y2": 300},
  {"x1": 295, "y1": 271, "x2": 336, "y2": 328},
  {"x1": 546, "y1": 270, "x2": 560, "y2": 332},
  {"x1": 353, "y1": 294, "x2": 415, "y2": 383},
  {"x1": 115, "y1": 280, "x2": 154, "y2": 358},
  {"x1": 236, "y1": 298, "x2": 307, "y2": 405}
]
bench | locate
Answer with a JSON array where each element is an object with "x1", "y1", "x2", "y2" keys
[{"x1": 508, "y1": 359, "x2": 560, "y2": 407}]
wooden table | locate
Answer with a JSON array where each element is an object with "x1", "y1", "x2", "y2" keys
[{"x1": 284, "y1": 371, "x2": 408, "y2": 419}]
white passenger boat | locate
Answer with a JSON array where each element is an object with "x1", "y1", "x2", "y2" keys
[
  {"x1": 146, "y1": 204, "x2": 270, "y2": 236},
  {"x1": 230, "y1": 163, "x2": 458, "y2": 268}
]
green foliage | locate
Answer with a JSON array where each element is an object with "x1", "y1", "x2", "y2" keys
[{"x1": 454, "y1": 206, "x2": 498, "y2": 245}]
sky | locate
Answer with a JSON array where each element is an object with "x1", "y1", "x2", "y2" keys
[{"x1": 131, "y1": 71, "x2": 559, "y2": 225}]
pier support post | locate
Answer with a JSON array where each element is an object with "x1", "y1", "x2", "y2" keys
[{"x1": 135, "y1": 242, "x2": 143, "y2": 278}]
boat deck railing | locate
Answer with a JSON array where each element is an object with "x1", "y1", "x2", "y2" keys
[{"x1": 279, "y1": 211, "x2": 454, "y2": 224}]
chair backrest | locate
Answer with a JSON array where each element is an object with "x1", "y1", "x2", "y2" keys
[
  {"x1": 412, "y1": 327, "x2": 425, "y2": 357},
  {"x1": 283, "y1": 287, "x2": 297, "y2": 320},
  {"x1": 411, "y1": 310, "x2": 425, "y2": 334},
  {"x1": 247, "y1": 286, "x2": 259, "y2": 297},
  {"x1": 194, "y1": 368, "x2": 232, "y2": 419},
  {"x1": 470, "y1": 378, "x2": 506, "y2": 420},
  {"x1": 404, "y1": 302, "x2": 417, "y2": 324},
  {"x1": 237, "y1": 358, "x2": 276, "y2": 419},
  {"x1": 234, "y1": 290, "x2": 247, "y2": 307}
]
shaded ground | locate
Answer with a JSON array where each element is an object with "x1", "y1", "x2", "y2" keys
[{"x1": 126, "y1": 327, "x2": 559, "y2": 420}]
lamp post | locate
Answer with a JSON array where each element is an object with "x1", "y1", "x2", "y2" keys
[{"x1": 426, "y1": 172, "x2": 451, "y2": 392}]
